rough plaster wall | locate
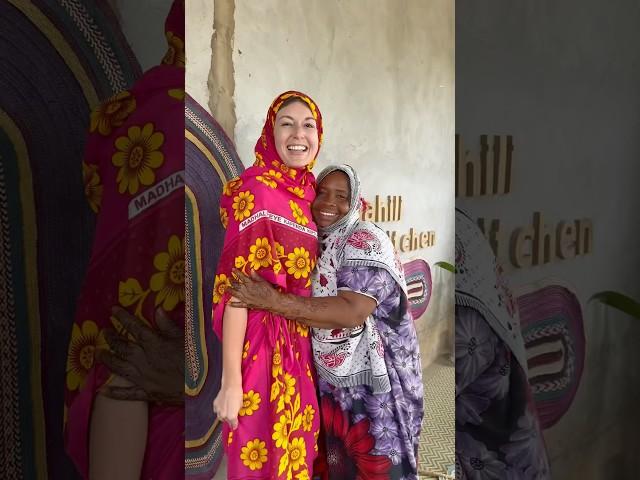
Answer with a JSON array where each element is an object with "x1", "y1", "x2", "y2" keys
[
  {"x1": 231, "y1": 0, "x2": 455, "y2": 365},
  {"x1": 457, "y1": 1, "x2": 640, "y2": 476},
  {"x1": 210, "y1": 0, "x2": 236, "y2": 138},
  {"x1": 185, "y1": 0, "x2": 215, "y2": 110}
]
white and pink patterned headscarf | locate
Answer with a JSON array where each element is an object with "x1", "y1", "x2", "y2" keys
[{"x1": 311, "y1": 164, "x2": 408, "y2": 393}]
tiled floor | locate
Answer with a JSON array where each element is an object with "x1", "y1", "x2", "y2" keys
[{"x1": 417, "y1": 356, "x2": 456, "y2": 479}]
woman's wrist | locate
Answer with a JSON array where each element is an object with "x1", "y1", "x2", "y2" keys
[
  {"x1": 221, "y1": 370, "x2": 242, "y2": 388},
  {"x1": 264, "y1": 288, "x2": 283, "y2": 312}
]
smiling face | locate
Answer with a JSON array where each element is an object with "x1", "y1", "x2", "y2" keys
[
  {"x1": 312, "y1": 171, "x2": 351, "y2": 228},
  {"x1": 273, "y1": 100, "x2": 320, "y2": 168}
]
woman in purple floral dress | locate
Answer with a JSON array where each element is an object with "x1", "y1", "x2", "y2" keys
[
  {"x1": 229, "y1": 164, "x2": 424, "y2": 479},
  {"x1": 455, "y1": 208, "x2": 551, "y2": 479}
]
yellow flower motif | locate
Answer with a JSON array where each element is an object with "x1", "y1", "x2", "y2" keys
[
  {"x1": 303, "y1": 97, "x2": 318, "y2": 119},
  {"x1": 256, "y1": 177, "x2": 276, "y2": 189},
  {"x1": 213, "y1": 273, "x2": 231, "y2": 304},
  {"x1": 162, "y1": 31, "x2": 185, "y2": 67},
  {"x1": 289, "y1": 200, "x2": 309, "y2": 226},
  {"x1": 248, "y1": 237, "x2": 273, "y2": 270},
  {"x1": 274, "y1": 242, "x2": 285, "y2": 259},
  {"x1": 289, "y1": 168, "x2": 298, "y2": 179},
  {"x1": 256, "y1": 169, "x2": 283, "y2": 189},
  {"x1": 271, "y1": 378, "x2": 281, "y2": 402},
  {"x1": 242, "y1": 340, "x2": 250, "y2": 359},
  {"x1": 90, "y1": 90, "x2": 136, "y2": 136},
  {"x1": 112, "y1": 123, "x2": 164, "y2": 194},
  {"x1": 239, "y1": 390, "x2": 261, "y2": 416},
  {"x1": 296, "y1": 471, "x2": 310, "y2": 480},
  {"x1": 235, "y1": 256, "x2": 247, "y2": 269},
  {"x1": 287, "y1": 186, "x2": 305, "y2": 199},
  {"x1": 232, "y1": 190, "x2": 255, "y2": 221},
  {"x1": 314, "y1": 429, "x2": 319, "y2": 452},
  {"x1": 240, "y1": 439, "x2": 267, "y2": 471},
  {"x1": 273, "y1": 160, "x2": 293, "y2": 176},
  {"x1": 82, "y1": 162, "x2": 103, "y2": 213},
  {"x1": 168, "y1": 88, "x2": 185, "y2": 100},
  {"x1": 228, "y1": 431, "x2": 234, "y2": 445},
  {"x1": 296, "y1": 323, "x2": 309, "y2": 338},
  {"x1": 282, "y1": 373, "x2": 296, "y2": 404},
  {"x1": 223, "y1": 178, "x2": 243, "y2": 196},
  {"x1": 285, "y1": 247, "x2": 311, "y2": 279},
  {"x1": 150, "y1": 235, "x2": 185, "y2": 311},
  {"x1": 278, "y1": 454, "x2": 290, "y2": 477},
  {"x1": 306, "y1": 159, "x2": 316, "y2": 171},
  {"x1": 273, "y1": 261, "x2": 282, "y2": 275},
  {"x1": 272, "y1": 350, "x2": 283, "y2": 377},
  {"x1": 219, "y1": 207, "x2": 228, "y2": 228},
  {"x1": 302, "y1": 405, "x2": 315, "y2": 432},
  {"x1": 254, "y1": 152, "x2": 265, "y2": 167},
  {"x1": 306, "y1": 364, "x2": 313, "y2": 380},
  {"x1": 287, "y1": 437, "x2": 307, "y2": 472},
  {"x1": 66, "y1": 320, "x2": 107, "y2": 391},
  {"x1": 272, "y1": 412, "x2": 291, "y2": 449}
]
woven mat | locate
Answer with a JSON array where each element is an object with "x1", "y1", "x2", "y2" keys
[
  {"x1": 418, "y1": 358, "x2": 455, "y2": 479},
  {"x1": 0, "y1": 2, "x2": 139, "y2": 478}
]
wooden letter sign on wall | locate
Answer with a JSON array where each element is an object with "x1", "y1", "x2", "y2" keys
[{"x1": 459, "y1": 134, "x2": 593, "y2": 269}]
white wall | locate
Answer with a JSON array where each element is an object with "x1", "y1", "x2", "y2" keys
[
  {"x1": 232, "y1": 0, "x2": 454, "y2": 268},
  {"x1": 185, "y1": 0, "x2": 215, "y2": 109},
  {"x1": 456, "y1": 1, "x2": 640, "y2": 304},
  {"x1": 111, "y1": 0, "x2": 173, "y2": 71},
  {"x1": 457, "y1": 1, "x2": 640, "y2": 476}
]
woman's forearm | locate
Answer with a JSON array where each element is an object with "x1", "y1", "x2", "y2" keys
[
  {"x1": 221, "y1": 299, "x2": 247, "y2": 385},
  {"x1": 271, "y1": 291, "x2": 375, "y2": 329},
  {"x1": 90, "y1": 376, "x2": 147, "y2": 479},
  {"x1": 213, "y1": 298, "x2": 247, "y2": 430}
]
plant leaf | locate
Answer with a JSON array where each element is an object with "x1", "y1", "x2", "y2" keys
[
  {"x1": 588, "y1": 291, "x2": 640, "y2": 319},
  {"x1": 434, "y1": 261, "x2": 456, "y2": 273}
]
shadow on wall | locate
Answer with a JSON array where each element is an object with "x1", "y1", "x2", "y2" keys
[{"x1": 414, "y1": 263, "x2": 455, "y2": 369}]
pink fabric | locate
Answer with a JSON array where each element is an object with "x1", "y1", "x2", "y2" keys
[
  {"x1": 212, "y1": 91, "x2": 323, "y2": 479},
  {"x1": 64, "y1": 3, "x2": 185, "y2": 478}
]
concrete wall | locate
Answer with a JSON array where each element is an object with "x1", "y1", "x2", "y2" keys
[
  {"x1": 457, "y1": 1, "x2": 640, "y2": 476},
  {"x1": 185, "y1": 0, "x2": 215, "y2": 108},
  {"x1": 186, "y1": 0, "x2": 455, "y2": 367},
  {"x1": 111, "y1": 0, "x2": 173, "y2": 71}
]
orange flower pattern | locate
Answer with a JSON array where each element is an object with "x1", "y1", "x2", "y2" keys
[
  {"x1": 162, "y1": 31, "x2": 185, "y2": 68},
  {"x1": 90, "y1": 90, "x2": 136, "y2": 136},
  {"x1": 257, "y1": 169, "x2": 284, "y2": 189},
  {"x1": 220, "y1": 207, "x2": 229, "y2": 228},
  {"x1": 83, "y1": 162, "x2": 103, "y2": 213},
  {"x1": 224, "y1": 177, "x2": 243, "y2": 196}
]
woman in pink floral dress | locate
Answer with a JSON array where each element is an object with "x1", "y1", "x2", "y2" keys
[{"x1": 212, "y1": 91, "x2": 324, "y2": 479}]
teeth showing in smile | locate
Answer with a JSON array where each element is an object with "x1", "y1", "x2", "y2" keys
[
  {"x1": 287, "y1": 145, "x2": 307, "y2": 152},
  {"x1": 319, "y1": 211, "x2": 336, "y2": 217}
]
